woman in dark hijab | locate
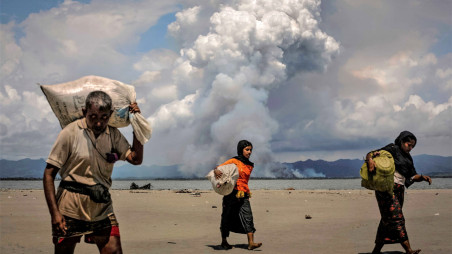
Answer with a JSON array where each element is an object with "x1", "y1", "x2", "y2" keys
[
  {"x1": 213, "y1": 140, "x2": 262, "y2": 250},
  {"x1": 365, "y1": 131, "x2": 432, "y2": 254}
]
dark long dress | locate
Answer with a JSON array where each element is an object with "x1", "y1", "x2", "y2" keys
[
  {"x1": 220, "y1": 189, "x2": 256, "y2": 238},
  {"x1": 375, "y1": 183, "x2": 408, "y2": 244}
]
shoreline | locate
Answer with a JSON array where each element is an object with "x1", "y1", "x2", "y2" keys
[
  {"x1": 1, "y1": 189, "x2": 451, "y2": 253},
  {"x1": 2, "y1": 178, "x2": 451, "y2": 191},
  {"x1": 2, "y1": 176, "x2": 452, "y2": 180}
]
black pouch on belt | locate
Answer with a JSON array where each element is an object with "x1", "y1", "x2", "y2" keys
[{"x1": 59, "y1": 180, "x2": 111, "y2": 203}]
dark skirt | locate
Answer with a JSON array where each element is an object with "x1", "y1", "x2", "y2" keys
[
  {"x1": 375, "y1": 183, "x2": 408, "y2": 244},
  {"x1": 220, "y1": 189, "x2": 256, "y2": 238}
]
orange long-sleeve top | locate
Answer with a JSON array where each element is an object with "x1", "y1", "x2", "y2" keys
[{"x1": 219, "y1": 158, "x2": 253, "y2": 194}]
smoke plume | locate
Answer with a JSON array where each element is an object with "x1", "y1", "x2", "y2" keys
[{"x1": 143, "y1": 0, "x2": 339, "y2": 176}]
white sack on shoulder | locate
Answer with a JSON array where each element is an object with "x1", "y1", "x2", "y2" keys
[
  {"x1": 40, "y1": 75, "x2": 151, "y2": 145},
  {"x1": 206, "y1": 163, "x2": 239, "y2": 195}
]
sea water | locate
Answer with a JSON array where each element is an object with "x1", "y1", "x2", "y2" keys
[{"x1": 1, "y1": 178, "x2": 451, "y2": 190}]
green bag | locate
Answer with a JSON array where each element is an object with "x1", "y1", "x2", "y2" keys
[{"x1": 360, "y1": 150, "x2": 395, "y2": 195}]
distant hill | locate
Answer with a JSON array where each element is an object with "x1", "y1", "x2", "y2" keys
[
  {"x1": 283, "y1": 159, "x2": 364, "y2": 178},
  {"x1": 0, "y1": 158, "x2": 47, "y2": 179},
  {"x1": 411, "y1": 155, "x2": 452, "y2": 177},
  {"x1": 1, "y1": 155, "x2": 451, "y2": 179},
  {"x1": 277, "y1": 155, "x2": 452, "y2": 178},
  {"x1": 0, "y1": 159, "x2": 181, "y2": 179}
]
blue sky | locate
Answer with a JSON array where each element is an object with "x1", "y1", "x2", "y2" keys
[
  {"x1": 136, "y1": 12, "x2": 177, "y2": 52},
  {"x1": 0, "y1": 0, "x2": 451, "y2": 177},
  {"x1": 1, "y1": 0, "x2": 63, "y2": 23},
  {"x1": 1, "y1": 0, "x2": 177, "y2": 51}
]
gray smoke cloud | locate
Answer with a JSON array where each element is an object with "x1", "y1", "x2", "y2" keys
[{"x1": 138, "y1": 0, "x2": 339, "y2": 176}]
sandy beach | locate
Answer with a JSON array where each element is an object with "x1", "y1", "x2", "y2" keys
[{"x1": 1, "y1": 188, "x2": 451, "y2": 254}]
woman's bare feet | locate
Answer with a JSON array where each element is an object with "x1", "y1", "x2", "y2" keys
[
  {"x1": 248, "y1": 242, "x2": 262, "y2": 250},
  {"x1": 401, "y1": 240, "x2": 421, "y2": 254},
  {"x1": 246, "y1": 232, "x2": 261, "y2": 250}
]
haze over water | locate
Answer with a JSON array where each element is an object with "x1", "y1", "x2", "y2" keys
[{"x1": 1, "y1": 178, "x2": 451, "y2": 190}]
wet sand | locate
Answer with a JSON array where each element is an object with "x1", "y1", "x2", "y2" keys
[{"x1": 1, "y1": 189, "x2": 451, "y2": 254}]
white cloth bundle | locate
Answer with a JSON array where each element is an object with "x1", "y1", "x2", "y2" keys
[
  {"x1": 40, "y1": 75, "x2": 151, "y2": 145},
  {"x1": 206, "y1": 164, "x2": 239, "y2": 195}
]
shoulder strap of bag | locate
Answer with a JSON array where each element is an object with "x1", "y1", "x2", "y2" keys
[{"x1": 84, "y1": 129, "x2": 111, "y2": 162}]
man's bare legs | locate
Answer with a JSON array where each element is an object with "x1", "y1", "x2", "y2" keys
[
  {"x1": 95, "y1": 235, "x2": 123, "y2": 254},
  {"x1": 54, "y1": 237, "x2": 78, "y2": 254}
]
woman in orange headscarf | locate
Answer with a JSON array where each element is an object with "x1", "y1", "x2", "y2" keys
[{"x1": 214, "y1": 140, "x2": 262, "y2": 250}]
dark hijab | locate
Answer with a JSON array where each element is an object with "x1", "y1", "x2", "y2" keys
[
  {"x1": 381, "y1": 131, "x2": 417, "y2": 181},
  {"x1": 233, "y1": 140, "x2": 254, "y2": 167}
]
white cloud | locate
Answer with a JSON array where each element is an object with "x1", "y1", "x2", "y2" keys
[
  {"x1": 436, "y1": 68, "x2": 452, "y2": 77},
  {"x1": 0, "y1": 86, "x2": 56, "y2": 131},
  {"x1": 0, "y1": 22, "x2": 22, "y2": 79},
  {"x1": 273, "y1": 48, "x2": 451, "y2": 155},
  {"x1": 133, "y1": 49, "x2": 179, "y2": 72},
  {"x1": 0, "y1": 85, "x2": 21, "y2": 105},
  {"x1": 269, "y1": 0, "x2": 451, "y2": 161},
  {"x1": 334, "y1": 94, "x2": 451, "y2": 138},
  {"x1": 149, "y1": 92, "x2": 197, "y2": 130},
  {"x1": 168, "y1": 5, "x2": 213, "y2": 48},
  {"x1": 144, "y1": 0, "x2": 339, "y2": 176},
  {"x1": 351, "y1": 51, "x2": 438, "y2": 97},
  {"x1": 397, "y1": 95, "x2": 451, "y2": 117},
  {"x1": 2, "y1": 0, "x2": 179, "y2": 90},
  {"x1": 0, "y1": 0, "x2": 180, "y2": 159}
]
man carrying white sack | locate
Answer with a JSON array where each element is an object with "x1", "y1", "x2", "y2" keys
[{"x1": 43, "y1": 91, "x2": 143, "y2": 254}]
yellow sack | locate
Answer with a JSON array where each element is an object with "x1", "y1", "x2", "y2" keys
[
  {"x1": 360, "y1": 150, "x2": 395, "y2": 195},
  {"x1": 236, "y1": 190, "x2": 245, "y2": 199}
]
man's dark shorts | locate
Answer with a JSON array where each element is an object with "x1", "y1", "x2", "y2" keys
[{"x1": 52, "y1": 213, "x2": 119, "y2": 245}]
